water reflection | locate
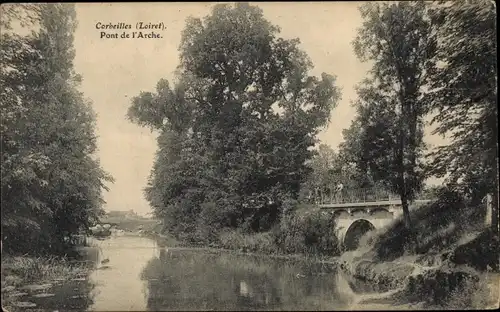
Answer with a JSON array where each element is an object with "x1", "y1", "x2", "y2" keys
[
  {"x1": 141, "y1": 247, "x2": 353, "y2": 311},
  {"x1": 18, "y1": 279, "x2": 96, "y2": 311},
  {"x1": 87, "y1": 235, "x2": 157, "y2": 311}
]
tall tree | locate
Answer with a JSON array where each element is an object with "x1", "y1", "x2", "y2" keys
[
  {"x1": 128, "y1": 3, "x2": 340, "y2": 239},
  {"x1": 1, "y1": 4, "x2": 113, "y2": 254},
  {"x1": 426, "y1": 0, "x2": 498, "y2": 231},
  {"x1": 351, "y1": 1, "x2": 435, "y2": 236}
]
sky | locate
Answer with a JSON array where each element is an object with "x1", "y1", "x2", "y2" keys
[{"x1": 72, "y1": 2, "x2": 448, "y2": 216}]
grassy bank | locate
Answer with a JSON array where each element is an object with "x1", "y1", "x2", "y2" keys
[
  {"x1": 339, "y1": 192, "x2": 499, "y2": 309},
  {"x1": 1, "y1": 255, "x2": 91, "y2": 311},
  {"x1": 156, "y1": 208, "x2": 341, "y2": 261}
]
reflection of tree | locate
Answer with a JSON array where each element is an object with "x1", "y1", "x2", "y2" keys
[
  {"x1": 67, "y1": 279, "x2": 97, "y2": 310},
  {"x1": 139, "y1": 250, "x2": 355, "y2": 311},
  {"x1": 27, "y1": 277, "x2": 97, "y2": 311},
  {"x1": 140, "y1": 253, "x2": 180, "y2": 310}
]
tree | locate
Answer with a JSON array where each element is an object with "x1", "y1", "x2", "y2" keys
[
  {"x1": 426, "y1": 0, "x2": 498, "y2": 231},
  {"x1": 303, "y1": 144, "x2": 337, "y2": 199},
  {"x1": 339, "y1": 119, "x2": 385, "y2": 191},
  {"x1": 351, "y1": 1, "x2": 435, "y2": 237},
  {"x1": 128, "y1": 3, "x2": 340, "y2": 239},
  {"x1": 1, "y1": 4, "x2": 113, "y2": 254},
  {"x1": 301, "y1": 143, "x2": 374, "y2": 203}
]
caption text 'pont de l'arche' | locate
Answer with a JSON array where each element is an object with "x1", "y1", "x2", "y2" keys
[{"x1": 95, "y1": 22, "x2": 167, "y2": 39}]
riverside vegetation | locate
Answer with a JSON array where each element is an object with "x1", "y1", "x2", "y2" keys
[{"x1": 1, "y1": 4, "x2": 111, "y2": 311}]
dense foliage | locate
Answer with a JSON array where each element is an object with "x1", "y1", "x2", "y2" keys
[
  {"x1": 300, "y1": 144, "x2": 379, "y2": 202},
  {"x1": 343, "y1": 0, "x2": 497, "y2": 238},
  {"x1": 217, "y1": 210, "x2": 340, "y2": 256},
  {"x1": 0, "y1": 4, "x2": 113, "y2": 255},
  {"x1": 127, "y1": 3, "x2": 341, "y2": 243},
  {"x1": 347, "y1": 1, "x2": 436, "y2": 232},
  {"x1": 425, "y1": 0, "x2": 498, "y2": 229},
  {"x1": 273, "y1": 211, "x2": 340, "y2": 256},
  {"x1": 127, "y1": 1, "x2": 496, "y2": 253}
]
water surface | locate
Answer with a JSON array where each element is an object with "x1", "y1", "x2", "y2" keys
[{"x1": 19, "y1": 235, "x2": 378, "y2": 311}]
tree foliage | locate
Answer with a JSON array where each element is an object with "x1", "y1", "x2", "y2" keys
[
  {"x1": 1, "y1": 4, "x2": 113, "y2": 255},
  {"x1": 349, "y1": 1, "x2": 435, "y2": 231},
  {"x1": 426, "y1": 1, "x2": 497, "y2": 203},
  {"x1": 128, "y1": 3, "x2": 340, "y2": 242},
  {"x1": 300, "y1": 143, "x2": 376, "y2": 202},
  {"x1": 347, "y1": 0, "x2": 497, "y2": 237}
]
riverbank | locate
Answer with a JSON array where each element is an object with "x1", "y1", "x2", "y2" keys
[
  {"x1": 151, "y1": 207, "x2": 341, "y2": 261},
  {"x1": 148, "y1": 230, "x2": 341, "y2": 265},
  {"x1": 147, "y1": 195, "x2": 499, "y2": 310},
  {"x1": 338, "y1": 195, "x2": 499, "y2": 310},
  {"x1": 339, "y1": 249, "x2": 498, "y2": 309},
  {"x1": 1, "y1": 255, "x2": 92, "y2": 311}
]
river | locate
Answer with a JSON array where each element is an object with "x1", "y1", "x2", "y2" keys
[{"x1": 18, "y1": 235, "x2": 396, "y2": 311}]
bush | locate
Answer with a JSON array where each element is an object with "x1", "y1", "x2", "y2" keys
[
  {"x1": 450, "y1": 228, "x2": 499, "y2": 271},
  {"x1": 1, "y1": 256, "x2": 87, "y2": 286},
  {"x1": 445, "y1": 273, "x2": 493, "y2": 310},
  {"x1": 272, "y1": 211, "x2": 340, "y2": 256},
  {"x1": 400, "y1": 267, "x2": 486, "y2": 309}
]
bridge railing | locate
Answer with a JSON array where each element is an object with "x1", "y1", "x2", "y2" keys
[{"x1": 312, "y1": 186, "x2": 434, "y2": 205}]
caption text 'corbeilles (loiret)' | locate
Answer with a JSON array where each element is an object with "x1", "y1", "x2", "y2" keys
[{"x1": 95, "y1": 22, "x2": 167, "y2": 39}]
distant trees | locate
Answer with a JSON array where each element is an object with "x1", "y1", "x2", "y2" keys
[
  {"x1": 349, "y1": 1, "x2": 435, "y2": 234},
  {"x1": 338, "y1": 116, "x2": 384, "y2": 191},
  {"x1": 301, "y1": 144, "x2": 338, "y2": 201},
  {"x1": 301, "y1": 144, "x2": 376, "y2": 202},
  {"x1": 128, "y1": 3, "x2": 340, "y2": 242},
  {"x1": 0, "y1": 4, "x2": 113, "y2": 255}
]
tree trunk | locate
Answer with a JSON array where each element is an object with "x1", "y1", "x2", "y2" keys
[
  {"x1": 401, "y1": 192, "x2": 419, "y2": 253},
  {"x1": 489, "y1": 137, "x2": 499, "y2": 235},
  {"x1": 401, "y1": 195, "x2": 412, "y2": 229},
  {"x1": 491, "y1": 191, "x2": 498, "y2": 233},
  {"x1": 491, "y1": 155, "x2": 499, "y2": 235}
]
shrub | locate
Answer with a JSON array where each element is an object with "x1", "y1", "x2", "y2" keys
[
  {"x1": 445, "y1": 273, "x2": 492, "y2": 310},
  {"x1": 400, "y1": 267, "x2": 489, "y2": 309},
  {"x1": 272, "y1": 211, "x2": 340, "y2": 256},
  {"x1": 1, "y1": 256, "x2": 87, "y2": 286},
  {"x1": 450, "y1": 228, "x2": 499, "y2": 271}
]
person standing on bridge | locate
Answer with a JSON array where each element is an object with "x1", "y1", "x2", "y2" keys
[
  {"x1": 314, "y1": 187, "x2": 320, "y2": 204},
  {"x1": 335, "y1": 183, "x2": 344, "y2": 203},
  {"x1": 336, "y1": 183, "x2": 344, "y2": 192}
]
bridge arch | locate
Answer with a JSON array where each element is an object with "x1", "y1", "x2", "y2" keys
[{"x1": 343, "y1": 219, "x2": 376, "y2": 251}]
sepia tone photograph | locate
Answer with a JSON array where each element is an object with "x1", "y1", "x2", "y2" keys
[{"x1": 1, "y1": 1, "x2": 498, "y2": 311}]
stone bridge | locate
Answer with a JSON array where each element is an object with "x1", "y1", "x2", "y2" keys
[{"x1": 313, "y1": 187, "x2": 434, "y2": 251}]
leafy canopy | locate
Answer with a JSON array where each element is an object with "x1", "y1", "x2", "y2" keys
[{"x1": 128, "y1": 3, "x2": 341, "y2": 240}]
